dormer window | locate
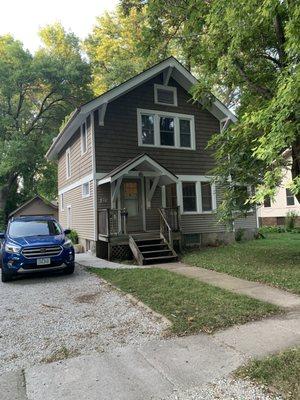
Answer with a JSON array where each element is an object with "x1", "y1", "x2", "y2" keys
[{"x1": 154, "y1": 84, "x2": 177, "y2": 106}]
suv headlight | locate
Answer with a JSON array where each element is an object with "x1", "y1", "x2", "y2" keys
[
  {"x1": 63, "y1": 239, "x2": 73, "y2": 249},
  {"x1": 5, "y1": 243, "x2": 21, "y2": 254}
]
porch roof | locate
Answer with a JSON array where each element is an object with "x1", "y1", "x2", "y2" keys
[{"x1": 97, "y1": 153, "x2": 178, "y2": 186}]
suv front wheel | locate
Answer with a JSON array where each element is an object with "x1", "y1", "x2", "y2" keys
[
  {"x1": 1, "y1": 270, "x2": 13, "y2": 283},
  {"x1": 64, "y1": 263, "x2": 75, "y2": 275}
]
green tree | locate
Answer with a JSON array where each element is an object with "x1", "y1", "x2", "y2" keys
[
  {"x1": 124, "y1": 0, "x2": 300, "y2": 220},
  {"x1": 85, "y1": 5, "x2": 184, "y2": 95},
  {"x1": 0, "y1": 24, "x2": 91, "y2": 227}
]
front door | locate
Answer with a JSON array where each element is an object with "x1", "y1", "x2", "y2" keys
[{"x1": 121, "y1": 179, "x2": 144, "y2": 232}]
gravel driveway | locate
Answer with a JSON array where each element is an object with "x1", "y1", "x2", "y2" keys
[{"x1": 0, "y1": 265, "x2": 167, "y2": 374}]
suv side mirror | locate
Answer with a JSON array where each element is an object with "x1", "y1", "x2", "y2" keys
[
  {"x1": 64, "y1": 229, "x2": 71, "y2": 235},
  {"x1": 0, "y1": 232, "x2": 5, "y2": 240}
]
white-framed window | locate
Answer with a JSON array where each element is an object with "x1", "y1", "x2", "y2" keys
[
  {"x1": 178, "y1": 176, "x2": 216, "y2": 214},
  {"x1": 81, "y1": 121, "x2": 88, "y2": 155},
  {"x1": 286, "y1": 188, "x2": 295, "y2": 206},
  {"x1": 60, "y1": 193, "x2": 64, "y2": 211},
  {"x1": 67, "y1": 205, "x2": 72, "y2": 228},
  {"x1": 66, "y1": 148, "x2": 71, "y2": 179},
  {"x1": 154, "y1": 84, "x2": 177, "y2": 106},
  {"x1": 82, "y1": 182, "x2": 90, "y2": 198},
  {"x1": 137, "y1": 109, "x2": 195, "y2": 150}
]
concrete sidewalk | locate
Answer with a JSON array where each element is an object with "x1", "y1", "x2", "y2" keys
[
  {"x1": 9, "y1": 308, "x2": 300, "y2": 400},
  {"x1": 156, "y1": 262, "x2": 300, "y2": 309}
]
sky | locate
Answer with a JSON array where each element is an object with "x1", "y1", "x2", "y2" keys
[{"x1": 0, "y1": 0, "x2": 119, "y2": 53}]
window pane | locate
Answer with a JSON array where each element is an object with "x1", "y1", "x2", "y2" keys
[
  {"x1": 286, "y1": 189, "x2": 295, "y2": 205},
  {"x1": 160, "y1": 117, "x2": 174, "y2": 146},
  {"x1": 201, "y1": 182, "x2": 212, "y2": 211},
  {"x1": 179, "y1": 119, "x2": 191, "y2": 148},
  {"x1": 141, "y1": 115, "x2": 154, "y2": 145},
  {"x1": 182, "y1": 182, "x2": 197, "y2": 212}
]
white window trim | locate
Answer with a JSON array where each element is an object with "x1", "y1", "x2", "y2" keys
[
  {"x1": 137, "y1": 108, "x2": 196, "y2": 150},
  {"x1": 60, "y1": 193, "x2": 64, "y2": 211},
  {"x1": 81, "y1": 122, "x2": 88, "y2": 155},
  {"x1": 67, "y1": 205, "x2": 72, "y2": 228},
  {"x1": 65, "y1": 148, "x2": 71, "y2": 179},
  {"x1": 177, "y1": 176, "x2": 217, "y2": 215},
  {"x1": 154, "y1": 84, "x2": 178, "y2": 106},
  {"x1": 82, "y1": 181, "x2": 90, "y2": 198}
]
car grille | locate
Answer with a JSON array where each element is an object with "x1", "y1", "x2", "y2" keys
[{"x1": 21, "y1": 246, "x2": 62, "y2": 259}]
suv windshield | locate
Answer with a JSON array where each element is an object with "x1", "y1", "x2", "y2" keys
[{"x1": 8, "y1": 220, "x2": 62, "y2": 238}]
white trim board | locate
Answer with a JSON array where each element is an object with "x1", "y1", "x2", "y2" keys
[
  {"x1": 46, "y1": 57, "x2": 237, "y2": 160},
  {"x1": 58, "y1": 174, "x2": 93, "y2": 195}
]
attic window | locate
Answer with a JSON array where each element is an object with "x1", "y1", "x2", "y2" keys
[{"x1": 154, "y1": 84, "x2": 177, "y2": 106}]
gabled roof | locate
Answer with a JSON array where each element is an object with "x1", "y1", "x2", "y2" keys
[
  {"x1": 46, "y1": 56, "x2": 237, "y2": 160},
  {"x1": 9, "y1": 195, "x2": 58, "y2": 218},
  {"x1": 98, "y1": 153, "x2": 178, "y2": 186}
]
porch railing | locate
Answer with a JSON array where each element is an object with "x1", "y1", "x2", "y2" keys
[
  {"x1": 98, "y1": 208, "x2": 127, "y2": 236},
  {"x1": 159, "y1": 206, "x2": 181, "y2": 232}
]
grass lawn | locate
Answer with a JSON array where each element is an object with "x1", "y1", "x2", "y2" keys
[
  {"x1": 235, "y1": 347, "x2": 300, "y2": 399},
  {"x1": 182, "y1": 233, "x2": 300, "y2": 295},
  {"x1": 90, "y1": 268, "x2": 280, "y2": 335}
]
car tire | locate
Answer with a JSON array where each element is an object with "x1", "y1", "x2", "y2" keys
[
  {"x1": 1, "y1": 270, "x2": 12, "y2": 282},
  {"x1": 64, "y1": 263, "x2": 75, "y2": 275}
]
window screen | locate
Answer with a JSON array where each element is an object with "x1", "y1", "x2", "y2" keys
[
  {"x1": 201, "y1": 182, "x2": 212, "y2": 211},
  {"x1": 141, "y1": 114, "x2": 155, "y2": 145},
  {"x1": 286, "y1": 189, "x2": 295, "y2": 206},
  {"x1": 160, "y1": 116, "x2": 175, "y2": 146},
  {"x1": 156, "y1": 88, "x2": 175, "y2": 105}
]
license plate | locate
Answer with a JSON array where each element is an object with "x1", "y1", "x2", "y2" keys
[{"x1": 37, "y1": 258, "x2": 51, "y2": 266}]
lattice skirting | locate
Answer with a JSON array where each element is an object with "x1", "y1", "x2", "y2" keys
[{"x1": 111, "y1": 245, "x2": 132, "y2": 260}]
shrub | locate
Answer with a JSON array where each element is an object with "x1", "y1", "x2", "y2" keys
[
  {"x1": 235, "y1": 228, "x2": 245, "y2": 242},
  {"x1": 259, "y1": 226, "x2": 286, "y2": 234},
  {"x1": 285, "y1": 211, "x2": 298, "y2": 231},
  {"x1": 67, "y1": 229, "x2": 78, "y2": 244}
]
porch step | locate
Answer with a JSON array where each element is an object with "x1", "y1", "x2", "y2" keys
[{"x1": 129, "y1": 235, "x2": 178, "y2": 266}]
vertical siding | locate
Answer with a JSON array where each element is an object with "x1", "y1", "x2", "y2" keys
[
  {"x1": 58, "y1": 120, "x2": 93, "y2": 190},
  {"x1": 59, "y1": 181, "x2": 95, "y2": 240}
]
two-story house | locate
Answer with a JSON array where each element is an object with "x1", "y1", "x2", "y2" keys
[{"x1": 46, "y1": 57, "x2": 258, "y2": 264}]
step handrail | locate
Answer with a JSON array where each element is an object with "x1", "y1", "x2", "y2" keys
[
  {"x1": 158, "y1": 208, "x2": 173, "y2": 248},
  {"x1": 128, "y1": 235, "x2": 144, "y2": 266}
]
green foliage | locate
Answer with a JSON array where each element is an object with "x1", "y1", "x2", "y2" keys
[
  {"x1": 183, "y1": 233, "x2": 300, "y2": 294},
  {"x1": 259, "y1": 225, "x2": 286, "y2": 234},
  {"x1": 126, "y1": 0, "x2": 300, "y2": 220},
  {"x1": 0, "y1": 24, "x2": 92, "y2": 221},
  {"x1": 285, "y1": 210, "x2": 298, "y2": 231},
  {"x1": 67, "y1": 229, "x2": 78, "y2": 244},
  {"x1": 91, "y1": 268, "x2": 279, "y2": 335},
  {"x1": 235, "y1": 228, "x2": 245, "y2": 242},
  {"x1": 236, "y1": 347, "x2": 300, "y2": 399}
]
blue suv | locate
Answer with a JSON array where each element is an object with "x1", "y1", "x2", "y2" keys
[{"x1": 0, "y1": 216, "x2": 75, "y2": 282}]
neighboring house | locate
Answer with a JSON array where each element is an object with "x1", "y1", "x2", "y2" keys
[
  {"x1": 46, "y1": 57, "x2": 257, "y2": 264},
  {"x1": 258, "y1": 156, "x2": 300, "y2": 226},
  {"x1": 9, "y1": 195, "x2": 58, "y2": 220}
]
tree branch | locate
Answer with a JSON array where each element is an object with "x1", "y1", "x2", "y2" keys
[
  {"x1": 273, "y1": 12, "x2": 286, "y2": 64},
  {"x1": 233, "y1": 59, "x2": 273, "y2": 98}
]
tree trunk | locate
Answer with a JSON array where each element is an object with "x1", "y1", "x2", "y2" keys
[
  {"x1": 291, "y1": 135, "x2": 300, "y2": 203},
  {"x1": 0, "y1": 173, "x2": 18, "y2": 223}
]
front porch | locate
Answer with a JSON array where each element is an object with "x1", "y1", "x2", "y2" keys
[{"x1": 96, "y1": 154, "x2": 182, "y2": 263}]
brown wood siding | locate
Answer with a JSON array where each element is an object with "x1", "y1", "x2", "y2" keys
[
  {"x1": 13, "y1": 198, "x2": 58, "y2": 219},
  {"x1": 58, "y1": 121, "x2": 93, "y2": 190},
  {"x1": 234, "y1": 212, "x2": 258, "y2": 230},
  {"x1": 94, "y1": 75, "x2": 219, "y2": 175},
  {"x1": 59, "y1": 181, "x2": 95, "y2": 240}
]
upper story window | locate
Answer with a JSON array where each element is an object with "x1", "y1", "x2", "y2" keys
[
  {"x1": 82, "y1": 182, "x2": 90, "y2": 198},
  {"x1": 286, "y1": 188, "x2": 295, "y2": 206},
  {"x1": 81, "y1": 121, "x2": 88, "y2": 155},
  {"x1": 66, "y1": 148, "x2": 71, "y2": 179},
  {"x1": 154, "y1": 84, "x2": 177, "y2": 106},
  {"x1": 137, "y1": 109, "x2": 195, "y2": 150}
]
